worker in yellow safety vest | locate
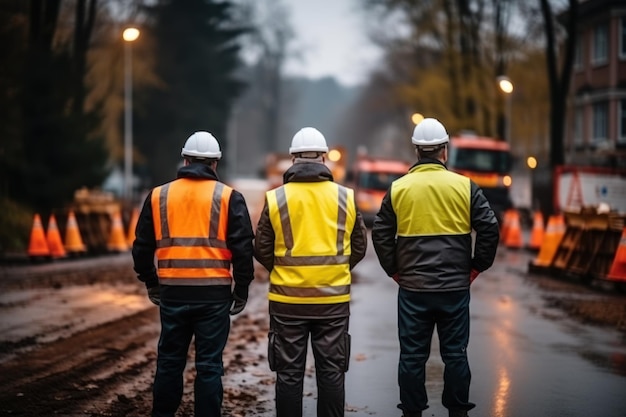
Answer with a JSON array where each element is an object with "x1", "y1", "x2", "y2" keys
[
  {"x1": 132, "y1": 131, "x2": 255, "y2": 417},
  {"x1": 254, "y1": 127, "x2": 368, "y2": 417}
]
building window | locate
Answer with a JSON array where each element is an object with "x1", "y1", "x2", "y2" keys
[
  {"x1": 621, "y1": 17, "x2": 626, "y2": 59},
  {"x1": 592, "y1": 24, "x2": 608, "y2": 65},
  {"x1": 617, "y1": 98, "x2": 626, "y2": 145},
  {"x1": 574, "y1": 38, "x2": 582, "y2": 70},
  {"x1": 592, "y1": 102, "x2": 608, "y2": 142},
  {"x1": 574, "y1": 108, "x2": 584, "y2": 147}
]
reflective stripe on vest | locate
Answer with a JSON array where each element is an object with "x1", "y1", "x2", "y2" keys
[
  {"x1": 151, "y1": 179, "x2": 233, "y2": 285},
  {"x1": 266, "y1": 181, "x2": 355, "y2": 304}
]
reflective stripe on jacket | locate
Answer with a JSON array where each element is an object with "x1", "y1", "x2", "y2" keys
[
  {"x1": 151, "y1": 178, "x2": 233, "y2": 285},
  {"x1": 266, "y1": 181, "x2": 356, "y2": 304}
]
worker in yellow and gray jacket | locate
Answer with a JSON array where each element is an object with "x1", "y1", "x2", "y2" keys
[
  {"x1": 372, "y1": 118, "x2": 499, "y2": 417},
  {"x1": 254, "y1": 127, "x2": 368, "y2": 417}
]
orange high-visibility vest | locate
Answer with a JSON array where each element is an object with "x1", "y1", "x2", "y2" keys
[
  {"x1": 266, "y1": 181, "x2": 356, "y2": 304},
  {"x1": 151, "y1": 178, "x2": 233, "y2": 286}
]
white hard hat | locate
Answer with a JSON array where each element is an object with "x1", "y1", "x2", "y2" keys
[
  {"x1": 411, "y1": 118, "x2": 449, "y2": 147},
  {"x1": 181, "y1": 131, "x2": 222, "y2": 159},
  {"x1": 289, "y1": 127, "x2": 329, "y2": 154}
]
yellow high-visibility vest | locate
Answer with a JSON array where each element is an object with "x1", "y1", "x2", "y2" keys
[
  {"x1": 266, "y1": 181, "x2": 356, "y2": 304},
  {"x1": 151, "y1": 179, "x2": 233, "y2": 286}
]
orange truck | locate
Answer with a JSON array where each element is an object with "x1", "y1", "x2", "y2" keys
[
  {"x1": 447, "y1": 133, "x2": 513, "y2": 222},
  {"x1": 347, "y1": 156, "x2": 412, "y2": 226},
  {"x1": 264, "y1": 146, "x2": 348, "y2": 190}
]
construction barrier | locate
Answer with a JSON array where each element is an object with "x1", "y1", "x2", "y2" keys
[
  {"x1": 527, "y1": 210, "x2": 545, "y2": 251},
  {"x1": 504, "y1": 209, "x2": 523, "y2": 249},
  {"x1": 126, "y1": 207, "x2": 139, "y2": 247},
  {"x1": 46, "y1": 214, "x2": 67, "y2": 259},
  {"x1": 606, "y1": 226, "x2": 626, "y2": 282},
  {"x1": 27, "y1": 214, "x2": 50, "y2": 259},
  {"x1": 529, "y1": 214, "x2": 566, "y2": 270},
  {"x1": 107, "y1": 209, "x2": 129, "y2": 252},
  {"x1": 64, "y1": 210, "x2": 87, "y2": 255}
]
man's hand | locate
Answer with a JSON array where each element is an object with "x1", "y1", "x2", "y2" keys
[
  {"x1": 147, "y1": 286, "x2": 160, "y2": 306},
  {"x1": 470, "y1": 269, "x2": 480, "y2": 284},
  {"x1": 230, "y1": 293, "x2": 247, "y2": 316}
]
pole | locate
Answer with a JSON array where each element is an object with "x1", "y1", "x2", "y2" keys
[
  {"x1": 124, "y1": 39, "x2": 133, "y2": 202},
  {"x1": 505, "y1": 93, "x2": 512, "y2": 143}
]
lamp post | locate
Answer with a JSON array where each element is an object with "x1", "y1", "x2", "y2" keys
[
  {"x1": 497, "y1": 75, "x2": 513, "y2": 142},
  {"x1": 123, "y1": 27, "x2": 140, "y2": 202}
]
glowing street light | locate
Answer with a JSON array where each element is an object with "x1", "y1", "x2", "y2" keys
[
  {"x1": 497, "y1": 75, "x2": 513, "y2": 142},
  {"x1": 411, "y1": 112, "x2": 424, "y2": 125},
  {"x1": 527, "y1": 156, "x2": 537, "y2": 169},
  {"x1": 123, "y1": 27, "x2": 140, "y2": 202}
]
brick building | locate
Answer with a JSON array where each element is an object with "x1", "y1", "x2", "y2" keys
[{"x1": 564, "y1": 0, "x2": 626, "y2": 168}]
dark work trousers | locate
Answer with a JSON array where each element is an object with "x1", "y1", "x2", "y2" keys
[
  {"x1": 152, "y1": 300, "x2": 231, "y2": 417},
  {"x1": 268, "y1": 315, "x2": 351, "y2": 417},
  {"x1": 397, "y1": 288, "x2": 475, "y2": 414}
]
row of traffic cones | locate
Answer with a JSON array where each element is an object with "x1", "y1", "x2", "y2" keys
[
  {"x1": 500, "y1": 208, "x2": 545, "y2": 251},
  {"x1": 27, "y1": 209, "x2": 139, "y2": 260}
]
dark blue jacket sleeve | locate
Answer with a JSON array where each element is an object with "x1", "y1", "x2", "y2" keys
[{"x1": 227, "y1": 190, "x2": 255, "y2": 301}]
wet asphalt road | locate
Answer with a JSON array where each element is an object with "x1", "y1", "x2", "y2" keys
[{"x1": 301, "y1": 236, "x2": 626, "y2": 417}]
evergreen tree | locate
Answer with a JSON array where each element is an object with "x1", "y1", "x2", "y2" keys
[
  {"x1": 135, "y1": 0, "x2": 248, "y2": 187},
  {"x1": 1, "y1": 0, "x2": 108, "y2": 213}
]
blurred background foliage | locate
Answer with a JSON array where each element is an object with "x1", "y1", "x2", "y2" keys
[{"x1": 0, "y1": 0, "x2": 576, "y2": 252}]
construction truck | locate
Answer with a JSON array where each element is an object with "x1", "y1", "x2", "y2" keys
[
  {"x1": 264, "y1": 146, "x2": 348, "y2": 190},
  {"x1": 447, "y1": 133, "x2": 514, "y2": 223},
  {"x1": 346, "y1": 156, "x2": 412, "y2": 227}
]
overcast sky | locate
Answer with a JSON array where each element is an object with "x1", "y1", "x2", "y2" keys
[{"x1": 280, "y1": 0, "x2": 383, "y2": 87}]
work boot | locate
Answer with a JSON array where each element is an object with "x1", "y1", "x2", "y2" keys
[
  {"x1": 449, "y1": 409, "x2": 468, "y2": 417},
  {"x1": 402, "y1": 413, "x2": 421, "y2": 417}
]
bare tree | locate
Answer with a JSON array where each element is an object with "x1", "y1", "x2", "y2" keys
[{"x1": 539, "y1": 0, "x2": 578, "y2": 168}]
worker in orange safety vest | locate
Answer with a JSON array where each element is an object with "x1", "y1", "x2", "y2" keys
[{"x1": 132, "y1": 131, "x2": 255, "y2": 417}]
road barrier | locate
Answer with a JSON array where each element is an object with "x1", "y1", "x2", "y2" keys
[
  {"x1": 527, "y1": 210, "x2": 545, "y2": 251},
  {"x1": 27, "y1": 214, "x2": 50, "y2": 259},
  {"x1": 528, "y1": 208, "x2": 626, "y2": 288},
  {"x1": 46, "y1": 214, "x2": 67, "y2": 259}
]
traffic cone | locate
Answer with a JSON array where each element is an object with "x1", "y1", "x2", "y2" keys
[
  {"x1": 607, "y1": 227, "x2": 626, "y2": 282},
  {"x1": 500, "y1": 209, "x2": 512, "y2": 242},
  {"x1": 504, "y1": 209, "x2": 523, "y2": 249},
  {"x1": 531, "y1": 214, "x2": 566, "y2": 268},
  {"x1": 64, "y1": 210, "x2": 87, "y2": 254},
  {"x1": 27, "y1": 213, "x2": 50, "y2": 258},
  {"x1": 46, "y1": 214, "x2": 67, "y2": 259},
  {"x1": 107, "y1": 209, "x2": 129, "y2": 252},
  {"x1": 526, "y1": 210, "x2": 545, "y2": 251},
  {"x1": 126, "y1": 207, "x2": 139, "y2": 247}
]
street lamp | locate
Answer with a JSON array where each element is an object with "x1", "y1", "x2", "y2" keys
[
  {"x1": 123, "y1": 27, "x2": 140, "y2": 202},
  {"x1": 411, "y1": 112, "x2": 424, "y2": 125},
  {"x1": 497, "y1": 75, "x2": 513, "y2": 142}
]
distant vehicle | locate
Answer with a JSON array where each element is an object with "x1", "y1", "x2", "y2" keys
[
  {"x1": 264, "y1": 146, "x2": 347, "y2": 191},
  {"x1": 447, "y1": 133, "x2": 513, "y2": 222},
  {"x1": 347, "y1": 157, "x2": 412, "y2": 226}
]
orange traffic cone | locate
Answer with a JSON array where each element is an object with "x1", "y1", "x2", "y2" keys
[
  {"x1": 504, "y1": 209, "x2": 523, "y2": 249},
  {"x1": 64, "y1": 210, "x2": 87, "y2": 254},
  {"x1": 27, "y1": 213, "x2": 50, "y2": 258},
  {"x1": 527, "y1": 210, "x2": 545, "y2": 251},
  {"x1": 500, "y1": 209, "x2": 513, "y2": 242},
  {"x1": 46, "y1": 214, "x2": 67, "y2": 259},
  {"x1": 126, "y1": 207, "x2": 139, "y2": 247},
  {"x1": 107, "y1": 209, "x2": 129, "y2": 252},
  {"x1": 607, "y1": 227, "x2": 626, "y2": 282},
  {"x1": 531, "y1": 214, "x2": 566, "y2": 268}
]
